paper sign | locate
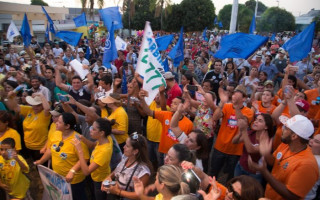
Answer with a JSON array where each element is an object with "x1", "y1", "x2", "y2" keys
[{"x1": 69, "y1": 59, "x2": 89, "y2": 80}]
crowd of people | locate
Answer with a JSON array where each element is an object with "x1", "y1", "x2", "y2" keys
[{"x1": 0, "y1": 29, "x2": 319, "y2": 200}]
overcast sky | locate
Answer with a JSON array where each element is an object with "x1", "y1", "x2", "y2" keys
[{"x1": 2, "y1": 0, "x2": 320, "y2": 16}]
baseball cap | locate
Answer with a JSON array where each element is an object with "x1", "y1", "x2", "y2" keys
[
  {"x1": 295, "y1": 99, "x2": 310, "y2": 112},
  {"x1": 50, "y1": 104, "x2": 64, "y2": 116},
  {"x1": 281, "y1": 115, "x2": 314, "y2": 140},
  {"x1": 164, "y1": 72, "x2": 175, "y2": 80},
  {"x1": 264, "y1": 80, "x2": 274, "y2": 86}
]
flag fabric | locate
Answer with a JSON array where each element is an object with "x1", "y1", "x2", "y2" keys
[
  {"x1": 168, "y1": 27, "x2": 184, "y2": 67},
  {"x1": 73, "y1": 12, "x2": 87, "y2": 27},
  {"x1": 156, "y1": 32, "x2": 160, "y2": 38},
  {"x1": 41, "y1": 6, "x2": 55, "y2": 34},
  {"x1": 270, "y1": 33, "x2": 276, "y2": 42},
  {"x1": 121, "y1": 68, "x2": 127, "y2": 94},
  {"x1": 20, "y1": 14, "x2": 32, "y2": 47},
  {"x1": 202, "y1": 27, "x2": 208, "y2": 42},
  {"x1": 282, "y1": 22, "x2": 315, "y2": 62},
  {"x1": 55, "y1": 31, "x2": 83, "y2": 47},
  {"x1": 214, "y1": 32, "x2": 268, "y2": 59},
  {"x1": 7, "y1": 21, "x2": 20, "y2": 42},
  {"x1": 249, "y1": 14, "x2": 256, "y2": 34},
  {"x1": 163, "y1": 58, "x2": 169, "y2": 72},
  {"x1": 136, "y1": 21, "x2": 167, "y2": 105},
  {"x1": 45, "y1": 23, "x2": 50, "y2": 41},
  {"x1": 115, "y1": 36, "x2": 127, "y2": 51},
  {"x1": 219, "y1": 21, "x2": 223, "y2": 28},
  {"x1": 102, "y1": 22, "x2": 118, "y2": 68},
  {"x1": 214, "y1": 17, "x2": 218, "y2": 25},
  {"x1": 85, "y1": 46, "x2": 90, "y2": 60},
  {"x1": 99, "y1": 7, "x2": 123, "y2": 31},
  {"x1": 155, "y1": 34, "x2": 174, "y2": 51}
]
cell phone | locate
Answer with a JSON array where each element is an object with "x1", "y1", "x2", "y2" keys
[
  {"x1": 181, "y1": 169, "x2": 201, "y2": 194},
  {"x1": 187, "y1": 85, "x2": 198, "y2": 92},
  {"x1": 58, "y1": 95, "x2": 69, "y2": 102},
  {"x1": 284, "y1": 85, "x2": 290, "y2": 94},
  {"x1": 7, "y1": 149, "x2": 13, "y2": 159}
]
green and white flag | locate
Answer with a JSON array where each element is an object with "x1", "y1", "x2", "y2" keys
[{"x1": 136, "y1": 22, "x2": 166, "y2": 105}]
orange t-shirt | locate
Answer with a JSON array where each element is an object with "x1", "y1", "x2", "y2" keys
[
  {"x1": 265, "y1": 143, "x2": 319, "y2": 200},
  {"x1": 277, "y1": 88, "x2": 298, "y2": 100},
  {"x1": 214, "y1": 103, "x2": 254, "y2": 156},
  {"x1": 313, "y1": 110, "x2": 320, "y2": 136},
  {"x1": 272, "y1": 95, "x2": 281, "y2": 107},
  {"x1": 273, "y1": 112, "x2": 290, "y2": 151},
  {"x1": 305, "y1": 88, "x2": 320, "y2": 119},
  {"x1": 255, "y1": 101, "x2": 276, "y2": 115},
  {"x1": 154, "y1": 111, "x2": 193, "y2": 154}
]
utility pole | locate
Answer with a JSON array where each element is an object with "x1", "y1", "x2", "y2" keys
[
  {"x1": 229, "y1": 0, "x2": 238, "y2": 33},
  {"x1": 255, "y1": 0, "x2": 259, "y2": 18}
]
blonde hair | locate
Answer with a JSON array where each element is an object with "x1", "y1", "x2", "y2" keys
[{"x1": 157, "y1": 165, "x2": 190, "y2": 196}]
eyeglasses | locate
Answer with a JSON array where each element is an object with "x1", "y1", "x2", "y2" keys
[
  {"x1": 227, "y1": 183, "x2": 241, "y2": 200},
  {"x1": 55, "y1": 141, "x2": 64, "y2": 152}
]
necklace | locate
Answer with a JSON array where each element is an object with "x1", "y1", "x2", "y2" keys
[{"x1": 277, "y1": 146, "x2": 307, "y2": 168}]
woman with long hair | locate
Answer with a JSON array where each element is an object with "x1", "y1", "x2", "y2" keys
[
  {"x1": 35, "y1": 112, "x2": 89, "y2": 200},
  {"x1": 101, "y1": 133, "x2": 152, "y2": 200},
  {"x1": 73, "y1": 118, "x2": 114, "y2": 200},
  {"x1": 232, "y1": 113, "x2": 274, "y2": 183},
  {"x1": 134, "y1": 165, "x2": 190, "y2": 200}
]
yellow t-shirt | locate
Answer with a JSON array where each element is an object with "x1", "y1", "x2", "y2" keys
[
  {"x1": 90, "y1": 136, "x2": 113, "y2": 182},
  {"x1": 20, "y1": 105, "x2": 51, "y2": 150},
  {"x1": 146, "y1": 101, "x2": 167, "y2": 142},
  {"x1": 155, "y1": 193, "x2": 163, "y2": 200},
  {"x1": 101, "y1": 108, "x2": 109, "y2": 118},
  {"x1": 107, "y1": 107, "x2": 128, "y2": 144},
  {"x1": 49, "y1": 131, "x2": 89, "y2": 184},
  {"x1": 0, "y1": 128, "x2": 22, "y2": 150},
  {"x1": 48, "y1": 123, "x2": 61, "y2": 144},
  {"x1": 0, "y1": 155, "x2": 30, "y2": 199}
]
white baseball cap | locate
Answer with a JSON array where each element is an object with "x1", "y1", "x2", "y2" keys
[{"x1": 281, "y1": 115, "x2": 314, "y2": 140}]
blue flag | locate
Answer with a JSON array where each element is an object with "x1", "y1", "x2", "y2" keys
[
  {"x1": 168, "y1": 27, "x2": 184, "y2": 67},
  {"x1": 55, "y1": 31, "x2": 83, "y2": 47},
  {"x1": 85, "y1": 46, "x2": 90, "y2": 60},
  {"x1": 202, "y1": 27, "x2": 208, "y2": 42},
  {"x1": 102, "y1": 22, "x2": 118, "y2": 68},
  {"x1": 45, "y1": 23, "x2": 50, "y2": 41},
  {"x1": 270, "y1": 33, "x2": 276, "y2": 42},
  {"x1": 42, "y1": 6, "x2": 55, "y2": 34},
  {"x1": 73, "y1": 12, "x2": 87, "y2": 27},
  {"x1": 155, "y1": 34, "x2": 174, "y2": 51},
  {"x1": 20, "y1": 14, "x2": 32, "y2": 47},
  {"x1": 156, "y1": 32, "x2": 160, "y2": 38},
  {"x1": 214, "y1": 17, "x2": 218, "y2": 25},
  {"x1": 121, "y1": 68, "x2": 127, "y2": 94},
  {"x1": 249, "y1": 14, "x2": 256, "y2": 34},
  {"x1": 214, "y1": 33, "x2": 268, "y2": 59},
  {"x1": 282, "y1": 22, "x2": 315, "y2": 62},
  {"x1": 99, "y1": 7, "x2": 123, "y2": 31},
  {"x1": 163, "y1": 58, "x2": 169, "y2": 72},
  {"x1": 219, "y1": 21, "x2": 223, "y2": 28}
]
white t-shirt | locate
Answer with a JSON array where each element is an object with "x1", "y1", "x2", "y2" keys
[{"x1": 52, "y1": 47, "x2": 63, "y2": 57}]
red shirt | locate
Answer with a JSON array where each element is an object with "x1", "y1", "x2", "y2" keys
[
  {"x1": 114, "y1": 59, "x2": 124, "y2": 72},
  {"x1": 166, "y1": 83, "x2": 182, "y2": 106}
]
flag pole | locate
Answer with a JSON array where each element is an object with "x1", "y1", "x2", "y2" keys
[{"x1": 229, "y1": 0, "x2": 239, "y2": 33}]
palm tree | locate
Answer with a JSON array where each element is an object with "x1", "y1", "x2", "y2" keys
[
  {"x1": 80, "y1": 0, "x2": 104, "y2": 18},
  {"x1": 150, "y1": 0, "x2": 172, "y2": 30},
  {"x1": 122, "y1": 0, "x2": 136, "y2": 35}
]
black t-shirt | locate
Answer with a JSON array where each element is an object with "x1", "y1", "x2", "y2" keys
[{"x1": 203, "y1": 70, "x2": 227, "y2": 94}]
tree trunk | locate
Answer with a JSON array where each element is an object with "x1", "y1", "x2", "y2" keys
[
  {"x1": 128, "y1": 0, "x2": 131, "y2": 36},
  {"x1": 160, "y1": 0, "x2": 164, "y2": 30}
]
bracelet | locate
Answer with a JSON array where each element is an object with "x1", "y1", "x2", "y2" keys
[{"x1": 70, "y1": 169, "x2": 76, "y2": 174}]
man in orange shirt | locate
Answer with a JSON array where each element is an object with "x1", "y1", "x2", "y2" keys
[
  {"x1": 249, "y1": 115, "x2": 319, "y2": 200},
  {"x1": 305, "y1": 79, "x2": 320, "y2": 120},
  {"x1": 209, "y1": 85, "x2": 254, "y2": 181},
  {"x1": 139, "y1": 90, "x2": 193, "y2": 156}
]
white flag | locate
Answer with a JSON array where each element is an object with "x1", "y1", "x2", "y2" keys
[
  {"x1": 115, "y1": 36, "x2": 127, "y2": 51},
  {"x1": 7, "y1": 21, "x2": 20, "y2": 42},
  {"x1": 136, "y1": 22, "x2": 166, "y2": 105}
]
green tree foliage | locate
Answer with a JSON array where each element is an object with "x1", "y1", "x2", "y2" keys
[
  {"x1": 258, "y1": 7, "x2": 295, "y2": 32},
  {"x1": 179, "y1": 0, "x2": 215, "y2": 31},
  {"x1": 244, "y1": 0, "x2": 267, "y2": 14},
  {"x1": 163, "y1": 4, "x2": 184, "y2": 31},
  {"x1": 123, "y1": 0, "x2": 160, "y2": 30},
  {"x1": 150, "y1": 0, "x2": 172, "y2": 30},
  {"x1": 218, "y1": 4, "x2": 253, "y2": 32},
  {"x1": 31, "y1": 0, "x2": 48, "y2": 6},
  {"x1": 313, "y1": 16, "x2": 320, "y2": 32}
]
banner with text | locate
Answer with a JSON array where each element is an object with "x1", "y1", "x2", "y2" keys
[
  {"x1": 38, "y1": 165, "x2": 72, "y2": 200},
  {"x1": 136, "y1": 22, "x2": 166, "y2": 105}
]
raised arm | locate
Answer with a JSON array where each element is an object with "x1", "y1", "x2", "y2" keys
[
  {"x1": 33, "y1": 93, "x2": 50, "y2": 116},
  {"x1": 138, "y1": 89, "x2": 154, "y2": 117},
  {"x1": 170, "y1": 103, "x2": 185, "y2": 139},
  {"x1": 83, "y1": 64, "x2": 94, "y2": 91},
  {"x1": 5, "y1": 91, "x2": 21, "y2": 113},
  {"x1": 55, "y1": 65, "x2": 70, "y2": 92},
  {"x1": 67, "y1": 95, "x2": 99, "y2": 121},
  {"x1": 212, "y1": 88, "x2": 228, "y2": 121}
]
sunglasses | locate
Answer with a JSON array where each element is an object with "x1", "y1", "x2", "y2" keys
[
  {"x1": 227, "y1": 183, "x2": 241, "y2": 200},
  {"x1": 55, "y1": 141, "x2": 64, "y2": 152}
]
